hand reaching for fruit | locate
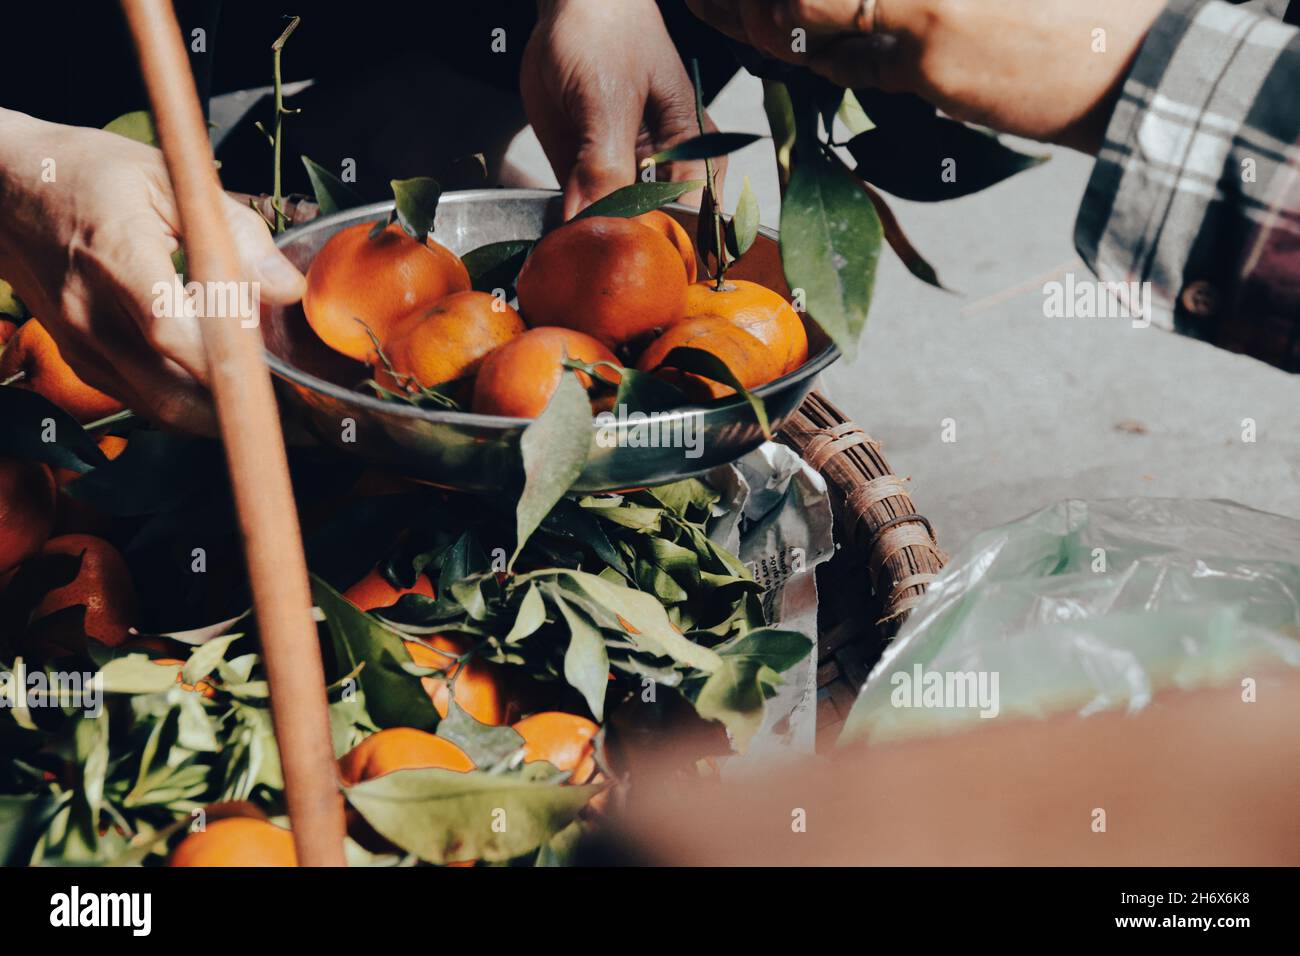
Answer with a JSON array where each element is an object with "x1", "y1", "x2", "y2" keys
[
  {"x1": 686, "y1": 0, "x2": 1166, "y2": 152},
  {"x1": 522, "y1": 0, "x2": 727, "y2": 219},
  {"x1": 0, "y1": 108, "x2": 307, "y2": 433}
]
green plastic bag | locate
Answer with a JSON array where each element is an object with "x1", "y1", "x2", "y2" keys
[{"x1": 840, "y1": 498, "x2": 1300, "y2": 746}]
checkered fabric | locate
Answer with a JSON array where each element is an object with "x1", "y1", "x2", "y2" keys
[{"x1": 1076, "y1": 0, "x2": 1300, "y2": 371}]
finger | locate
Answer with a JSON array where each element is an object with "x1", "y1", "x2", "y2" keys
[
  {"x1": 519, "y1": 34, "x2": 583, "y2": 198},
  {"x1": 740, "y1": 0, "x2": 803, "y2": 62},
  {"x1": 93, "y1": 223, "x2": 211, "y2": 384},
  {"x1": 776, "y1": 0, "x2": 864, "y2": 33},
  {"x1": 54, "y1": 321, "x2": 217, "y2": 436},
  {"x1": 649, "y1": 110, "x2": 728, "y2": 211},
  {"x1": 684, "y1": 0, "x2": 751, "y2": 43},
  {"x1": 119, "y1": 372, "x2": 219, "y2": 437},
  {"x1": 805, "y1": 33, "x2": 908, "y2": 91},
  {"x1": 221, "y1": 194, "x2": 306, "y2": 306},
  {"x1": 562, "y1": 81, "x2": 643, "y2": 220},
  {"x1": 94, "y1": 338, "x2": 218, "y2": 436}
]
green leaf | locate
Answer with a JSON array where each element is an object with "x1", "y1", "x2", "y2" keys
[
  {"x1": 0, "y1": 387, "x2": 109, "y2": 474},
  {"x1": 688, "y1": 627, "x2": 812, "y2": 750},
  {"x1": 648, "y1": 132, "x2": 764, "y2": 165},
  {"x1": 762, "y1": 80, "x2": 796, "y2": 189},
  {"x1": 0, "y1": 279, "x2": 27, "y2": 320},
  {"x1": 103, "y1": 110, "x2": 159, "y2": 147},
  {"x1": 301, "y1": 155, "x2": 364, "y2": 216},
  {"x1": 837, "y1": 90, "x2": 875, "y2": 138},
  {"x1": 512, "y1": 371, "x2": 591, "y2": 565},
  {"x1": 436, "y1": 700, "x2": 525, "y2": 768},
  {"x1": 537, "y1": 497, "x2": 630, "y2": 578},
  {"x1": 725, "y1": 176, "x2": 760, "y2": 259},
  {"x1": 611, "y1": 366, "x2": 688, "y2": 414},
  {"x1": 99, "y1": 655, "x2": 180, "y2": 695},
  {"x1": 345, "y1": 767, "x2": 601, "y2": 864},
  {"x1": 463, "y1": 239, "x2": 535, "y2": 295},
  {"x1": 176, "y1": 691, "x2": 219, "y2": 752},
  {"x1": 574, "y1": 180, "x2": 706, "y2": 220},
  {"x1": 552, "y1": 592, "x2": 609, "y2": 721},
  {"x1": 656, "y1": 346, "x2": 771, "y2": 438},
  {"x1": 695, "y1": 181, "x2": 728, "y2": 280},
  {"x1": 63, "y1": 431, "x2": 219, "y2": 516},
  {"x1": 312, "y1": 575, "x2": 439, "y2": 731},
  {"x1": 780, "y1": 112, "x2": 881, "y2": 360},
  {"x1": 505, "y1": 583, "x2": 548, "y2": 644},
  {"x1": 846, "y1": 90, "x2": 1047, "y2": 202},
  {"x1": 535, "y1": 819, "x2": 585, "y2": 867},
  {"x1": 647, "y1": 479, "x2": 718, "y2": 518},
  {"x1": 75, "y1": 716, "x2": 110, "y2": 834},
  {"x1": 181, "y1": 633, "x2": 241, "y2": 687},
  {"x1": 390, "y1": 177, "x2": 442, "y2": 243},
  {"x1": 551, "y1": 570, "x2": 721, "y2": 673},
  {"x1": 0, "y1": 794, "x2": 56, "y2": 866}
]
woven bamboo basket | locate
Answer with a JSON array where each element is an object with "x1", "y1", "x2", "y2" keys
[{"x1": 775, "y1": 391, "x2": 948, "y2": 750}]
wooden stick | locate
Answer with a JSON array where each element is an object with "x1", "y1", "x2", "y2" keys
[{"x1": 121, "y1": 0, "x2": 346, "y2": 866}]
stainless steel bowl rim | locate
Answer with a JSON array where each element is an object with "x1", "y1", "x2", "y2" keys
[{"x1": 267, "y1": 190, "x2": 840, "y2": 431}]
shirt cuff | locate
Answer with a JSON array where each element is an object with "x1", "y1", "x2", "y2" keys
[{"x1": 1075, "y1": 0, "x2": 1300, "y2": 348}]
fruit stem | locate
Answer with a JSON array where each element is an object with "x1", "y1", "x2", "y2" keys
[
  {"x1": 270, "y1": 16, "x2": 301, "y2": 234},
  {"x1": 82, "y1": 409, "x2": 135, "y2": 432},
  {"x1": 690, "y1": 59, "x2": 729, "y2": 291},
  {"x1": 1, "y1": 371, "x2": 25, "y2": 387}
]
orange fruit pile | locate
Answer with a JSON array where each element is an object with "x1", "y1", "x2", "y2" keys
[
  {"x1": 300, "y1": 206, "x2": 809, "y2": 418},
  {"x1": 1, "y1": 314, "x2": 136, "y2": 656}
]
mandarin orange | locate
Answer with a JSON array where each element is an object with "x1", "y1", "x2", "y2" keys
[
  {"x1": 0, "y1": 458, "x2": 56, "y2": 574},
  {"x1": 380, "y1": 290, "x2": 525, "y2": 391},
  {"x1": 683, "y1": 280, "x2": 808, "y2": 374},
  {"x1": 635, "y1": 210, "x2": 698, "y2": 283},
  {"x1": 635, "y1": 315, "x2": 782, "y2": 400},
  {"x1": 471, "y1": 327, "x2": 619, "y2": 418},
  {"x1": 303, "y1": 222, "x2": 470, "y2": 362},
  {"x1": 343, "y1": 567, "x2": 434, "y2": 611},
  {"x1": 338, "y1": 727, "x2": 475, "y2": 786},
  {"x1": 404, "y1": 635, "x2": 506, "y2": 725},
  {"x1": 29, "y1": 533, "x2": 136, "y2": 647},
  {"x1": 513, "y1": 712, "x2": 599, "y2": 784},
  {"x1": 515, "y1": 216, "x2": 687, "y2": 347},
  {"x1": 169, "y1": 818, "x2": 297, "y2": 867},
  {"x1": 0, "y1": 320, "x2": 124, "y2": 422}
]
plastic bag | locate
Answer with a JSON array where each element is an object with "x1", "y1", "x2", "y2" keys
[{"x1": 840, "y1": 498, "x2": 1300, "y2": 745}]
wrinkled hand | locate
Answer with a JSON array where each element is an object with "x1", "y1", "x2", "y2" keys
[
  {"x1": 522, "y1": 0, "x2": 724, "y2": 219},
  {"x1": 687, "y1": 0, "x2": 1166, "y2": 151},
  {"x1": 0, "y1": 110, "x2": 306, "y2": 432}
]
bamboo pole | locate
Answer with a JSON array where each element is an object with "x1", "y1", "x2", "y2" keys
[{"x1": 121, "y1": 0, "x2": 346, "y2": 866}]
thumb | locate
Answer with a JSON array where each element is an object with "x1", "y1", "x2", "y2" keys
[
  {"x1": 222, "y1": 195, "x2": 306, "y2": 305},
  {"x1": 562, "y1": 97, "x2": 642, "y2": 220}
]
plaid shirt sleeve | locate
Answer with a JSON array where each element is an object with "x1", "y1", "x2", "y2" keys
[{"x1": 1075, "y1": 0, "x2": 1300, "y2": 372}]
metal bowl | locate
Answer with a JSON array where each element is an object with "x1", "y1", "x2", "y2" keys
[{"x1": 264, "y1": 189, "x2": 838, "y2": 492}]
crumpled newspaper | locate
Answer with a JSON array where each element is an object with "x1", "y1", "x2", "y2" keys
[
  {"x1": 706, "y1": 441, "x2": 836, "y2": 760},
  {"x1": 840, "y1": 497, "x2": 1300, "y2": 746}
]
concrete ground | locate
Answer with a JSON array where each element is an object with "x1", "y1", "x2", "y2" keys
[
  {"x1": 508, "y1": 72, "x2": 1300, "y2": 552},
  {"x1": 222, "y1": 68, "x2": 1298, "y2": 553}
]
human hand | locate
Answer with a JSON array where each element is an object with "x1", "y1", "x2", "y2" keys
[
  {"x1": 0, "y1": 110, "x2": 306, "y2": 432},
  {"x1": 686, "y1": 0, "x2": 1166, "y2": 152},
  {"x1": 521, "y1": 0, "x2": 725, "y2": 220}
]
